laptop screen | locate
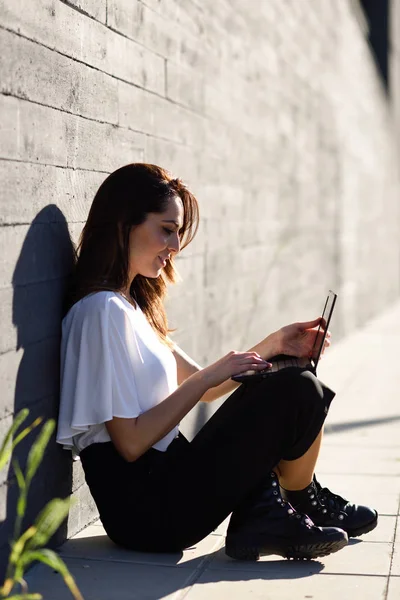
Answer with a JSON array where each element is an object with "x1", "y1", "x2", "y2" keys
[{"x1": 311, "y1": 290, "x2": 337, "y2": 368}]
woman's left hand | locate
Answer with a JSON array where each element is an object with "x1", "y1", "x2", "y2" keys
[{"x1": 277, "y1": 317, "x2": 331, "y2": 359}]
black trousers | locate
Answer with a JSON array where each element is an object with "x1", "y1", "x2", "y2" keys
[{"x1": 80, "y1": 368, "x2": 335, "y2": 552}]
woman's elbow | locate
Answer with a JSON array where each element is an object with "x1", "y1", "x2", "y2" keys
[
  {"x1": 119, "y1": 438, "x2": 150, "y2": 463},
  {"x1": 106, "y1": 417, "x2": 143, "y2": 462},
  {"x1": 118, "y1": 441, "x2": 142, "y2": 462},
  {"x1": 121, "y1": 447, "x2": 138, "y2": 462}
]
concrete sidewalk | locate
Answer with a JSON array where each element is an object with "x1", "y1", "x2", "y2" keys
[{"x1": 26, "y1": 301, "x2": 400, "y2": 600}]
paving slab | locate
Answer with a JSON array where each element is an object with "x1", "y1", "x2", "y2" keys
[
  {"x1": 390, "y1": 518, "x2": 400, "y2": 576},
  {"x1": 209, "y1": 539, "x2": 392, "y2": 576},
  {"x1": 316, "y1": 444, "x2": 400, "y2": 476},
  {"x1": 25, "y1": 557, "x2": 197, "y2": 600},
  {"x1": 387, "y1": 576, "x2": 400, "y2": 600},
  {"x1": 25, "y1": 300, "x2": 400, "y2": 599},
  {"x1": 351, "y1": 515, "x2": 396, "y2": 543},
  {"x1": 58, "y1": 524, "x2": 224, "y2": 568},
  {"x1": 183, "y1": 570, "x2": 387, "y2": 600}
]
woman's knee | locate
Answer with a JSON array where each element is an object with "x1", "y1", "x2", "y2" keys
[
  {"x1": 268, "y1": 368, "x2": 334, "y2": 411},
  {"x1": 291, "y1": 369, "x2": 335, "y2": 418}
]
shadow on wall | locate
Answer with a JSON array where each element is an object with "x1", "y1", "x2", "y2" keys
[
  {"x1": 0, "y1": 205, "x2": 76, "y2": 579},
  {"x1": 360, "y1": 0, "x2": 389, "y2": 90}
]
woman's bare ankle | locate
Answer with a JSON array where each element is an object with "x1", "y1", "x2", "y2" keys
[{"x1": 277, "y1": 475, "x2": 313, "y2": 492}]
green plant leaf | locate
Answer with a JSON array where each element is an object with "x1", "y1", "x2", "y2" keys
[
  {"x1": 20, "y1": 550, "x2": 84, "y2": 600},
  {"x1": 12, "y1": 460, "x2": 27, "y2": 522},
  {"x1": 0, "y1": 409, "x2": 29, "y2": 470},
  {"x1": 11, "y1": 418, "x2": 43, "y2": 454},
  {"x1": 25, "y1": 420, "x2": 55, "y2": 488},
  {"x1": 25, "y1": 498, "x2": 71, "y2": 551},
  {"x1": 5, "y1": 595, "x2": 42, "y2": 599},
  {"x1": 1, "y1": 416, "x2": 81, "y2": 600},
  {"x1": 9, "y1": 527, "x2": 36, "y2": 568},
  {"x1": 12, "y1": 459, "x2": 26, "y2": 495},
  {"x1": 0, "y1": 575, "x2": 15, "y2": 596}
]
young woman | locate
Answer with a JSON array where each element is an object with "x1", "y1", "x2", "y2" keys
[{"x1": 56, "y1": 163, "x2": 377, "y2": 561}]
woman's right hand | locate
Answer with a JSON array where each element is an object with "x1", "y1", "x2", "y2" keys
[{"x1": 201, "y1": 351, "x2": 272, "y2": 388}]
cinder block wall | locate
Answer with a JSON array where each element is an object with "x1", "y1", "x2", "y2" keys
[{"x1": 0, "y1": 0, "x2": 399, "y2": 570}]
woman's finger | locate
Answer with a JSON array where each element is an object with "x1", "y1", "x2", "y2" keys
[
  {"x1": 236, "y1": 354, "x2": 268, "y2": 363},
  {"x1": 238, "y1": 356, "x2": 271, "y2": 366},
  {"x1": 298, "y1": 317, "x2": 322, "y2": 331},
  {"x1": 237, "y1": 362, "x2": 272, "y2": 374}
]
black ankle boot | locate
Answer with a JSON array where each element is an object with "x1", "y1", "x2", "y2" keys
[
  {"x1": 281, "y1": 476, "x2": 378, "y2": 538},
  {"x1": 225, "y1": 472, "x2": 348, "y2": 561},
  {"x1": 313, "y1": 475, "x2": 378, "y2": 537}
]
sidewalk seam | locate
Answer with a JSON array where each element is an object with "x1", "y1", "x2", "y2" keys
[
  {"x1": 383, "y1": 494, "x2": 400, "y2": 600},
  {"x1": 169, "y1": 536, "x2": 225, "y2": 600}
]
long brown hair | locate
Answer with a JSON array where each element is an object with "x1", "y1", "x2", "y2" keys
[{"x1": 67, "y1": 163, "x2": 199, "y2": 348}]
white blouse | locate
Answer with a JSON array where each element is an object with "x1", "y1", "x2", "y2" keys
[{"x1": 56, "y1": 291, "x2": 179, "y2": 455}]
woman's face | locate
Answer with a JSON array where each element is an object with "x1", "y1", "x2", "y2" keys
[{"x1": 128, "y1": 196, "x2": 184, "y2": 280}]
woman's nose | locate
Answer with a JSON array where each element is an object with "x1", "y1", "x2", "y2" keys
[{"x1": 168, "y1": 231, "x2": 180, "y2": 254}]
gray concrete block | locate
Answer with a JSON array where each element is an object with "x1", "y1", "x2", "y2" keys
[
  {"x1": 108, "y1": 0, "x2": 180, "y2": 62},
  {"x1": 166, "y1": 60, "x2": 205, "y2": 112},
  {"x1": 0, "y1": 95, "x2": 67, "y2": 166},
  {"x1": 144, "y1": 135, "x2": 202, "y2": 183},
  {"x1": 66, "y1": 483, "x2": 99, "y2": 539},
  {"x1": 62, "y1": 108, "x2": 146, "y2": 172},
  {"x1": 1, "y1": 0, "x2": 165, "y2": 94},
  {"x1": 0, "y1": 221, "x2": 74, "y2": 288},
  {"x1": 107, "y1": 0, "x2": 142, "y2": 36},
  {"x1": 0, "y1": 28, "x2": 119, "y2": 124},
  {"x1": 0, "y1": 336, "x2": 61, "y2": 416},
  {"x1": 0, "y1": 281, "x2": 65, "y2": 355},
  {"x1": 71, "y1": 459, "x2": 87, "y2": 494},
  {"x1": 117, "y1": 0, "x2": 213, "y2": 75},
  {"x1": 0, "y1": 161, "x2": 105, "y2": 225},
  {"x1": 0, "y1": 96, "x2": 145, "y2": 171},
  {"x1": 118, "y1": 79, "x2": 204, "y2": 145},
  {"x1": 65, "y1": 0, "x2": 107, "y2": 22}
]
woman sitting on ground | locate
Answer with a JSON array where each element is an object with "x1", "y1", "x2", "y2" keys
[{"x1": 56, "y1": 163, "x2": 377, "y2": 561}]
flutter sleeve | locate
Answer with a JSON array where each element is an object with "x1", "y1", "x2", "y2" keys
[{"x1": 56, "y1": 294, "x2": 141, "y2": 449}]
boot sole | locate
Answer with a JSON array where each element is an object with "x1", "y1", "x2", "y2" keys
[
  {"x1": 346, "y1": 513, "x2": 378, "y2": 538},
  {"x1": 225, "y1": 536, "x2": 348, "y2": 561}
]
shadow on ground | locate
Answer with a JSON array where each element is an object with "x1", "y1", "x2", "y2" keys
[
  {"x1": 26, "y1": 533, "x2": 325, "y2": 600},
  {"x1": 325, "y1": 415, "x2": 400, "y2": 435}
]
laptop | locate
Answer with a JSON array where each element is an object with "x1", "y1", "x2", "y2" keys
[{"x1": 231, "y1": 290, "x2": 337, "y2": 383}]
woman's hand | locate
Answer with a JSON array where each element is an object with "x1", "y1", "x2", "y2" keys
[
  {"x1": 201, "y1": 351, "x2": 272, "y2": 388},
  {"x1": 277, "y1": 317, "x2": 331, "y2": 359}
]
